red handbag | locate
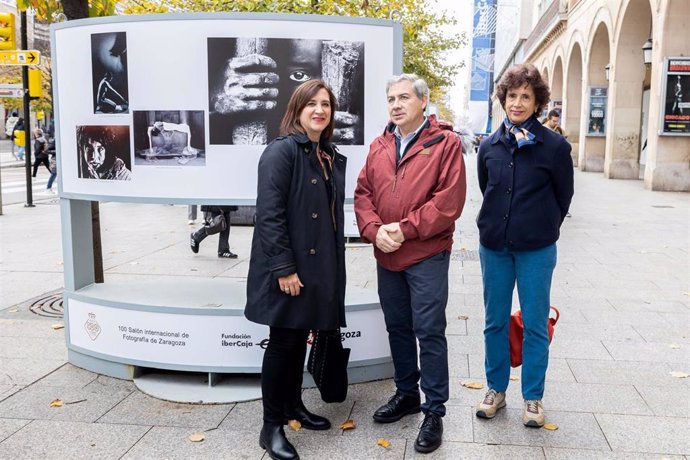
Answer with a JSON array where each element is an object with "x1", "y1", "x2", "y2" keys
[{"x1": 509, "y1": 306, "x2": 560, "y2": 368}]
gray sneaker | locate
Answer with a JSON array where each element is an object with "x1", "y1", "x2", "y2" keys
[
  {"x1": 523, "y1": 400, "x2": 545, "y2": 427},
  {"x1": 475, "y1": 389, "x2": 506, "y2": 419}
]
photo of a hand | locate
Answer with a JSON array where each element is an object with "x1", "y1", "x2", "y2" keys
[{"x1": 214, "y1": 54, "x2": 280, "y2": 114}]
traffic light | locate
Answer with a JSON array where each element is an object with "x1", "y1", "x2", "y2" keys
[
  {"x1": 0, "y1": 12, "x2": 16, "y2": 51},
  {"x1": 28, "y1": 68, "x2": 42, "y2": 97}
]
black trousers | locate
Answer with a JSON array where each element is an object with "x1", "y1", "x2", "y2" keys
[
  {"x1": 191, "y1": 209, "x2": 231, "y2": 253},
  {"x1": 262, "y1": 326, "x2": 310, "y2": 424},
  {"x1": 32, "y1": 155, "x2": 50, "y2": 177}
]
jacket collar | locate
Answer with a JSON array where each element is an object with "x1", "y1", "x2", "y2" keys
[{"x1": 289, "y1": 132, "x2": 336, "y2": 156}]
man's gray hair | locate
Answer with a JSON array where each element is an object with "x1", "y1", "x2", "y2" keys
[{"x1": 386, "y1": 73, "x2": 429, "y2": 100}]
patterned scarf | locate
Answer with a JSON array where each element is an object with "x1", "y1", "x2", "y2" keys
[{"x1": 504, "y1": 115, "x2": 537, "y2": 149}]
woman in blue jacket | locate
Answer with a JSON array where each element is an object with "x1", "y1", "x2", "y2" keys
[
  {"x1": 474, "y1": 63, "x2": 573, "y2": 427},
  {"x1": 245, "y1": 79, "x2": 346, "y2": 460}
]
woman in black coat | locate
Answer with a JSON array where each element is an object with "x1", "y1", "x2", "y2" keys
[{"x1": 245, "y1": 79, "x2": 346, "y2": 460}]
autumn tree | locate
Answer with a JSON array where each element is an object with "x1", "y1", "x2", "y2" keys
[{"x1": 121, "y1": 0, "x2": 466, "y2": 119}]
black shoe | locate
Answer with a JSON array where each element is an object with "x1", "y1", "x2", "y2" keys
[
  {"x1": 288, "y1": 402, "x2": 331, "y2": 430},
  {"x1": 218, "y1": 251, "x2": 237, "y2": 259},
  {"x1": 414, "y1": 413, "x2": 443, "y2": 453},
  {"x1": 190, "y1": 233, "x2": 199, "y2": 254},
  {"x1": 372, "y1": 391, "x2": 421, "y2": 423},
  {"x1": 259, "y1": 423, "x2": 299, "y2": 460}
]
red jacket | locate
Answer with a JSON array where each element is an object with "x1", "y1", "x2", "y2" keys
[{"x1": 354, "y1": 116, "x2": 467, "y2": 271}]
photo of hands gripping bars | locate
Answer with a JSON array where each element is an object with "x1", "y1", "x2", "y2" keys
[{"x1": 208, "y1": 37, "x2": 364, "y2": 145}]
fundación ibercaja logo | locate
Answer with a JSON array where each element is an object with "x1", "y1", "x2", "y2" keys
[{"x1": 85, "y1": 312, "x2": 101, "y2": 341}]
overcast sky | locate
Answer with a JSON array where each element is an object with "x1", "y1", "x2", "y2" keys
[{"x1": 428, "y1": 0, "x2": 474, "y2": 125}]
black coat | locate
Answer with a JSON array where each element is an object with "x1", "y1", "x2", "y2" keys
[
  {"x1": 245, "y1": 133, "x2": 347, "y2": 330},
  {"x1": 477, "y1": 120, "x2": 574, "y2": 251}
]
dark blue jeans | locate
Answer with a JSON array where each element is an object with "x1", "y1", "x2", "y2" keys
[
  {"x1": 377, "y1": 250, "x2": 450, "y2": 416},
  {"x1": 479, "y1": 243, "x2": 556, "y2": 400}
]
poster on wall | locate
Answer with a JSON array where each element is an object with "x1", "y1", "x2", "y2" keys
[
  {"x1": 207, "y1": 37, "x2": 365, "y2": 145},
  {"x1": 587, "y1": 86, "x2": 607, "y2": 136},
  {"x1": 133, "y1": 110, "x2": 206, "y2": 166},
  {"x1": 660, "y1": 57, "x2": 690, "y2": 135},
  {"x1": 91, "y1": 32, "x2": 129, "y2": 114},
  {"x1": 76, "y1": 125, "x2": 132, "y2": 180}
]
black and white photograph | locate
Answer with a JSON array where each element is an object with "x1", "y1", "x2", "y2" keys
[
  {"x1": 77, "y1": 125, "x2": 132, "y2": 180},
  {"x1": 91, "y1": 32, "x2": 129, "y2": 114},
  {"x1": 208, "y1": 37, "x2": 365, "y2": 145},
  {"x1": 132, "y1": 110, "x2": 206, "y2": 166}
]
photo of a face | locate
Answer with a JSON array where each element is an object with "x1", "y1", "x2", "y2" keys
[
  {"x1": 91, "y1": 32, "x2": 129, "y2": 114},
  {"x1": 77, "y1": 125, "x2": 132, "y2": 180},
  {"x1": 207, "y1": 37, "x2": 364, "y2": 145}
]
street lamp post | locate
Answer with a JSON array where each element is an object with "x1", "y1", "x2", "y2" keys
[{"x1": 605, "y1": 63, "x2": 611, "y2": 82}]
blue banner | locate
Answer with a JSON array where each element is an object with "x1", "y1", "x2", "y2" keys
[{"x1": 470, "y1": 0, "x2": 497, "y2": 102}]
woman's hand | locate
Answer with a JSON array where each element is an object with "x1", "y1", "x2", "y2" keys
[{"x1": 278, "y1": 273, "x2": 304, "y2": 297}]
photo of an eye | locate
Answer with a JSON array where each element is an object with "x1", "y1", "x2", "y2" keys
[{"x1": 290, "y1": 70, "x2": 311, "y2": 82}]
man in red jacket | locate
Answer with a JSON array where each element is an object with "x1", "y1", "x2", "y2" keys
[{"x1": 354, "y1": 74, "x2": 467, "y2": 454}]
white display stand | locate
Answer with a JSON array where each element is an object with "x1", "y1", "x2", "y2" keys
[{"x1": 52, "y1": 13, "x2": 403, "y2": 402}]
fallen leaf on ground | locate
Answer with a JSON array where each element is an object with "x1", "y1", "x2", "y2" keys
[
  {"x1": 377, "y1": 438, "x2": 391, "y2": 448},
  {"x1": 670, "y1": 371, "x2": 689, "y2": 379},
  {"x1": 8, "y1": 308, "x2": 17, "y2": 313},
  {"x1": 669, "y1": 344, "x2": 680, "y2": 349},
  {"x1": 288, "y1": 419, "x2": 301, "y2": 432},
  {"x1": 51, "y1": 324, "x2": 64, "y2": 330},
  {"x1": 509, "y1": 375, "x2": 519, "y2": 381},
  {"x1": 461, "y1": 381, "x2": 484, "y2": 390},
  {"x1": 49, "y1": 399, "x2": 63, "y2": 408},
  {"x1": 457, "y1": 315, "x2": 469, "y2": 320},
  {"x1": 188, "y1": 432, "x2": 205, "y2": 442},
  {"x1": 340, "y1": 419, "x2": 356, "y2": 430},
  {"x1": 543, "y1": 423, "x2": 558, "y2": 431}
]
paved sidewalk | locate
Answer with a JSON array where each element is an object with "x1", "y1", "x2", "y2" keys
[
  {"x1": 0, "y1": 155, "x2": 689, "y2": 459},
  {"x1": 0, "y1": 140, "x2": 25, "y2": 169}
]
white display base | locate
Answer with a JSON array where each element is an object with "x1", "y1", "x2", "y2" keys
[
  {"x1": 134, "y1": 372, "x2": 262, "y2": 404},
  {"x1": 65, "y1": 276, "x2": 394, "y2": 402}
]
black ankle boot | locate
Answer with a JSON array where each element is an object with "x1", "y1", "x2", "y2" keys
[
  {"x1": 289, "y1": 402, "x2": 331, "y2": 430},
  {"x1": 259, "y1": 423, "x2": 299, "y2": 460}
]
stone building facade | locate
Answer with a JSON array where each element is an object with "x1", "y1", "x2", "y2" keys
[{"x1": 491, "y1": 0, "x2": 689, "y2": 191}]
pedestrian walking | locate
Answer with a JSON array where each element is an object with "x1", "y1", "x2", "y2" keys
[
  {"x1": 12, "y1": 118, "x2": 25, "y2": 161},
  {"x1": 189, "y1": 205, "x2": 238, "y2": 258},
  {"x1": 32, "y1": 128, "x2": 51, "y2": 177}
]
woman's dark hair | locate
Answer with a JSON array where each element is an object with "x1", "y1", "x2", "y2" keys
[
  {"x1": 494, "y1": 63, "x2": 550, "y2": 114},
  {"x1": 280, "y1": 79, "x2": 337, "y2": 141}
]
